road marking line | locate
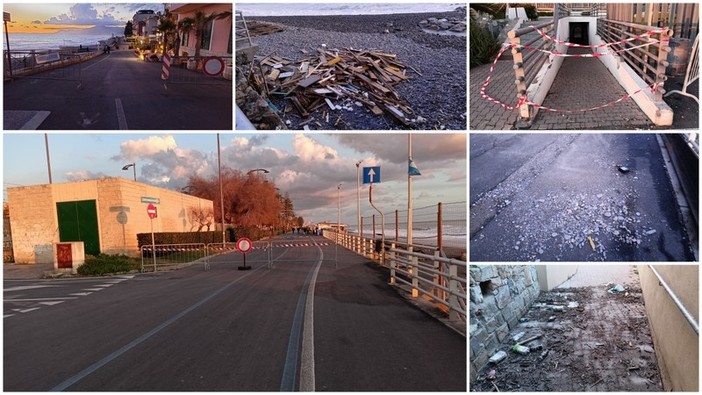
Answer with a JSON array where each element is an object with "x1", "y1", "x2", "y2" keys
[
  {"x1": 4, "y1": 297, "x2": 77, "y2": 302},
  {"x1": 96, "y1": 284, "x2": 114, "y2": 287},
  {"x1": 4, "y1": 314, "x2": 16, "y2": 318},
  {"x1": 69, "y1": 292, "x2": 92, "y2": 296},
  {"x1": 82, "y1": 54, "x2": 110, "y2": 71},
  {"x1": 115, "y1": 98, "x2": 128, "y2": 130},
  {"x1": 39, "y1": 301, "x2": 65, "y2": 306},
  {"x1": 83, "y1": 288, "x2": 104, "y2": 292},
  {"x1": 13, "y1": 307, "x2": 40, "y2": 313},
  {"x1": 281, "y1": 239, "x2": 323, "y2": 391},
  {"x1": 4, "y1": 285, "x2": 62, "y2": 292},
  {"x1": 50, "y1": 265, "x2": 266, "y2": 392},
  {"x1": 19, "y1": 110, "x2": 51, "y2": 130},
  {"x1": 300, "y1": 241, "x2": 323, "y2": 391}
]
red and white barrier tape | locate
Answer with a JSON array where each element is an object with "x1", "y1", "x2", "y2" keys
[
  {"x1": 515, "y1": 40, "x2": 661, "y2": 58},
  {"x1": 529, "y1": 25, "x2": 667, "y2": 48},
  {"x1": 479, "y1": 43, "x2": 663, "y2": 113}
]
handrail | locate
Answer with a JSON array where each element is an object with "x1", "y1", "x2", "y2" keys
[
  {"x1": 509, "y1": 20, "x2": 555, "y2": 38},
  {"x1": 647, "y1": 265, "x2": 699, "y2": 334},
  {"x1": 323, "y1": 230, "x2": 466, "y2": 324}
]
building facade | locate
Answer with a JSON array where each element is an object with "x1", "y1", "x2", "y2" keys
[
  {"x1": 6, "y1": 178, "x2": 213, "y2": 264},
  {"x1": 132, "y1": 9, "x2": 160, "y2": 38},
  {"x1": 170, "y1": 3, "x2": 233, "y2": 57}
]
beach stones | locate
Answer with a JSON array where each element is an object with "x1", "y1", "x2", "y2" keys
[{"x1": 419, "y1": 17, "x2": 466, "y2": 34}]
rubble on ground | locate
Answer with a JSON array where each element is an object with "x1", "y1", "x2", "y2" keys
[
  {"x1": 248, "y1": 47, "x2": 422, "y2": 127},
  {"x1": 419, "y1": 17, "x2": 466, "y2": 33}
]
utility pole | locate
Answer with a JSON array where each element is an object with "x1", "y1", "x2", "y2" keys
[
  {"x1": 355, "y1": 160, "x2": 362, "y2": 236},
  {"x1": 44, "y1": 134, "x2": 52, "y2": 184},
  {"x1": 217, "y1": 133, "x2": 225, "y2": 246}
]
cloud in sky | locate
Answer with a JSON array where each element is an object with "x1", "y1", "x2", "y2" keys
[
  {"x1": 42, "y1": 3, "x2": 162, "y2": 26},
  {"x1": 104, "y1": 133, "x2": 466, "y2": 222},
  {"x1": 65, "y1": 170, "x2": 109, "y2": 182}
]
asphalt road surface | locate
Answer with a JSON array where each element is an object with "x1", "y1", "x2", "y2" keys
[
  {"x1": 4, "y1": 50, "x2": 232, "y2": 130},
  {"x1": 470, "y1": 134, "x2": 696, "y2": 261},
  {"x1": 4, "y1": 235, "x2": 466, "y2": 391}
]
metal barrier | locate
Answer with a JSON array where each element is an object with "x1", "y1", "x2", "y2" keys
[
  {"x1": 664, "y1": 34, "x2": 700, "y2": 104},
  {"x1": 323, "y1": 230, "x2": 467, "y2": 323},
  {"x1": 5, "y1": 50, "x2": 89, "y2": 88},
  {"x1": 205, "y1": 241, "x2": 271, "y2": 270},
  {"x1": 140, "y1": 243, "x2": 207, "y2": 272},
  {"x1": 508, "y1": 20, "x2": 556, "y2": 121},
  {"x1": 596, "y1": 19, "x2": 672, "y2": 101},
  {"x1": 162, "y1": 55, "x2": 233, "y2": 88}
]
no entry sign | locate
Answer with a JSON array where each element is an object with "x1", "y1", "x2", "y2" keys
[
  {"x1": 236, "y1": 237, "x2": 252, "y2": 253},
  {"x1": 146, "y1": 203, "x2": 158, "y2": 219}
]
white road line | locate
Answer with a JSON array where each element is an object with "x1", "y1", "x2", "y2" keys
[
  {"x1": 13, "y1": 307, "x2": 41, "y2": 313},
  {"x1": 39, "y1": 301, "x2": 65, "y2": 306},
  {"x1": 95, "y1": 284, "x2": 114, "y2": 288},
  {"x1": 69, "y1": 292, "x2": 92, "y2": 296},
  {"x1": 4, "y1": 314, "x2": 16, "y2": 318},
  {"x1": 299, "y1": 243, "x2": 324, "y2": 391},
  {"x1": 115, "y1": 98, "x2": 128, "y2": 130},
  {"x1": 4, "y1": 297, "x2": 77, "y2": 302},
  {"x1": 4, "y1": 285, "x2": 62, "y2": 292},
  {"x1": 83, "y1": 288, "x2": 104, "y2": 292},
  {"x1": 82, "y1": 54, "x2": 110, "y2": 71}
]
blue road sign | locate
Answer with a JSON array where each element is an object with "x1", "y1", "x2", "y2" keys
[{"x1": 363, "y1": 166, "x2": 381, "y2": 184}]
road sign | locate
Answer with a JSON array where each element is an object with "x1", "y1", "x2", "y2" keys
[
  {"x1": 3, "y1": 13, "x2": 10, "y2": 22},
  {"x1": 146, "y1": 203, "x2": 158, "y2": 219},
  {"x1": 141, "y1": 196, "x2": 160, "y2": 204},
  {"x1": 363, "y1": 166, "x2": 381, "y2": 184},
  {"x1": 236, "y1": 237, "x2": 252, "y2": 253},
  {"x1": 203, "y1": 57, "x2": 225, "y2": 77}
]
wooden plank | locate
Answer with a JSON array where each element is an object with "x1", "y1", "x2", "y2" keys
[
  {"x1": 297, "y1": 74, "x2": 321, "y2": 88},
  {"x1": 268, "y1": 69, "x2": 280, "y2": 80}
]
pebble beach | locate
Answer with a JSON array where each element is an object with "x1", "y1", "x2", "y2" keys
[{"x1": 245, "y1": 10, "x2": 467, "y2": 130}]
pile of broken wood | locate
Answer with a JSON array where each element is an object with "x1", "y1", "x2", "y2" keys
[{"x1": 249, "y1": 47, "x2": 421, "y2": 127}]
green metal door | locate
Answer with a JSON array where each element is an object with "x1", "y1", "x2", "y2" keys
[{"x1": 56, "y1": 200, "x2": 100, "y2": 256}]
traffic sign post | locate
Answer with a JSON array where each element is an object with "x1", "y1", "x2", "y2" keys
[
  {"x1": 236, "y1": 237, "x2": 253, "y2": 270},
  {"x1": 147, "y1": 204, "x2": 158, "y2": 270},
  {"x1": 362, "y1": 166, "x2": 381, "y2": 184}
]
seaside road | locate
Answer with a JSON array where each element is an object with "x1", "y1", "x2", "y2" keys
[
  {"x1": 3, "y1": 50, "x2": 232, "y2": 130},
  {"x1": 4, "y1": 235, "x2": 466, "y2": 391}
]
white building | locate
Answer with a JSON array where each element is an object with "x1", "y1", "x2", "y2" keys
[{"x1": 133, "y1": 9, "x2": 160, "y2": 38}]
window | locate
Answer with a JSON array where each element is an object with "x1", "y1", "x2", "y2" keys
[
  {"x1": 181, "y1": 30, "x2": 189, "y2": 47},
  {"x1": 200, "y1": 20, "x2": 213, "y2": 51}
]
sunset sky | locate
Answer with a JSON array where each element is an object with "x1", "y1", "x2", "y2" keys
[{"x1": 3, "y1": 3, "x2": 163, "y2": 33}]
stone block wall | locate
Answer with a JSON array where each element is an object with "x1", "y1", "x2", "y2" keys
[{"x1": 469, "y1": 265, "x2": 541, "y2": 381}]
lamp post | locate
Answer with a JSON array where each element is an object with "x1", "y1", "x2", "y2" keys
[
  {"x1": 217, "y1": 134, "x2": 225, "y2": 246},
  {"x1": 44, "y1": 134, "x2": 52, "y2": 184},
  {"x1": 337, "y1": 183, "x2": 342, "y2": 241},
  {"x1": 121, "y1": 162, "x2": 136, "y2": 181},
  {"x1": 247, "y1": 168, "x2": 270, "y2": 178},
  {"x1": 355, "y1": 160, "x2": 362, "y2": 236}
]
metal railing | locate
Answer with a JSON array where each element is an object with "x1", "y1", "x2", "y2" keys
[
  {"x1": 507, "y1": 20, "x2": 556, "y2": 121},
  {"x1": 664, "y1": 34, "x2": 699, "y2": 104},
  {"x1": 140, "y1": 243, "x2": 207, "y2": 272},
  {"x1": 647, "y1": 265, "x2": 699, "y2": 334},
  {"x1": 323, "y1": 230, "x2": 467, "y2": 323},
  {"x1": 359, "y1": 201, "x2": 466, "y2": 259},
  {"x1": 596, "y1": 19, "x2": 672, "y2": 101}
]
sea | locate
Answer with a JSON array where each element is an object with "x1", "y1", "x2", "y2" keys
[
  {"x1": 3, "y1": 26, "x2": 124, "y2": 51},
  {"x1": 348, "y1": 219, "x2": 466, "y2": 250},
  {"x1": 235, "y1": 3, "x2": 464, "y2": 16}
]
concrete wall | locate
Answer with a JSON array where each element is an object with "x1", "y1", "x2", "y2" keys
[
  {"x1": 469, "y1": 265, "x2": 540, "y2": 381},
  {"x1": 7, "y1": 178, "x2": 213, "y2": 263},
  {"x1": 535, "y1": 265, "x2": 578, "y2": 291},
  {"x1": 638, "y1": 265, "x2": 698, "y2": 391}
]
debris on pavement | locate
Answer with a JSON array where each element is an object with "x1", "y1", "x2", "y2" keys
[
  {"x1": 489, "y1": 350, "x2": 507, "y2": 364},
  {"x1": 249, "y1": 47, "x2": 420, "y2": 127},
  {"x1": 618, "y1": 165, "x2": 631, "y2": 174},
  {"x1": 470, "y1": 286, "x2": 663, "y2": 392},
  {"x1": 608, "y1": 284, "x2": 626, "y2": 293}
]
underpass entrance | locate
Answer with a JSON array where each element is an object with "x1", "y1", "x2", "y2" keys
[{"x1": 569, "y1": 22, "x2": 590, "y2": 45}]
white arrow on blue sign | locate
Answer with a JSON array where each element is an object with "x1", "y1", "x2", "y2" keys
[{"x1": 363, "y1": 166, "x2": 381, "y2": 184}]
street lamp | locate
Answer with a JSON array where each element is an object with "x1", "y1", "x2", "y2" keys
[
  {"x1": 355, "y1": 160, "x2": 362, "y2": 236},
  {"x1": 337, "y1": 183, "x2": 342, "y2": 240},
  {"x1": 122, "y1": 162, "x2": 136, "y2": 181},
  {"x1": 247, "y1": 168, "x2": 270, "y2": 177}
]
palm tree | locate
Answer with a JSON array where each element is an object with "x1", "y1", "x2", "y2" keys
[
  {"x1": 177, "y1": 10, "x2": 221, "y2": 63},
  {"x1": 157, "y1": 10, "x2": 177, "y2": 54}
]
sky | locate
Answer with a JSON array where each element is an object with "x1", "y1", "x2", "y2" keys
[
  {"x1": 3, "y1": 3, "x2": 163, "y2": 33},
  {"x1": 2, "y1": 133, "x2": 467, "y2": 225}
]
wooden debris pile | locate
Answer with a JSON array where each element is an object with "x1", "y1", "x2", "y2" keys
[
  {"x1": 251, "y1": 47, "x2": 420, "y2": 126},
  {"x1": 246, "y1": 21, "x2": 285, "y2": 37}
]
